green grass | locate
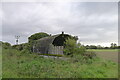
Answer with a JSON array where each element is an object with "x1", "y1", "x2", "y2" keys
[
  {"x1": 2, "y1": 48, "x2": 118, "y2": 78},
  {"x1": 87, "y1": 49, "x2": 118, "y2": 52},
  {"x1": 87, "y1": 49, "x2": 118, "y2": 63}
]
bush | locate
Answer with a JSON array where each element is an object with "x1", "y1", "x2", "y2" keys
[
  {"x1": 83, "y1": 51, "x2": 96, "y2": 59},
  {"x1": 12, "y1": 43, "x2": 30, "y2": 51},
  {"x1": 20, "y1": 49, "x2": 32, "y2": 54},
  {"x1": 1, "y1": 42, "x2": 11, "y2": 49},
  {"x1": 63, "y1": 38, "x2": 86, "y2": 56},
  {"x1": 64, "y1": 38, "x2": 77, "y2": 55}
]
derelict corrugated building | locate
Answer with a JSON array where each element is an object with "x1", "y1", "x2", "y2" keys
[{"x1": 32, "y1": 32, "x2": 77, "y2": 55}]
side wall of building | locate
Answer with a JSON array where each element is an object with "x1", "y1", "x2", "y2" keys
[{"x1": 48, "y1": 44, "x2": 63, "y2": 55}]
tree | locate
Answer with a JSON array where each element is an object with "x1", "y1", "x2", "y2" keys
[
  {"x1": 113, "y1": 43, "x2": 117, "y2": 49},
  {"x1": 86, "y1": 45, "x2": 90, "y2": 49},
  {"x1": 110, "y1": 43, "x2": 114, "y2": 49},
  {"x1": 1, "y1": 42, "x2": 11, "y2": 49},
  {"x1": 110, "y1": 43, "x2": 117, "y2": 49},
  {"x1": 97, "y1": 45, "x2": 103, "y2": 49},
  {"x1": 89, "y1": 45, "x2": 97, "y2": 49},
  {"x1": 104, "y1": 47, "x2": 109, "y2": 49},
  {"x1": 28, "y1": 32, "x2": 50, "y2": 42}
]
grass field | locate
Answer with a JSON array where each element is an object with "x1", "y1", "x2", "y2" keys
[
  {"x1": 87, "y1": 49, "x2": 118, "y2": 52},
  {"x1": 87, "y1": 49, "x2": 118, "y2": 63},
  {"x1": 2, "y1": 48, "x2": 118, "y2": 78}
]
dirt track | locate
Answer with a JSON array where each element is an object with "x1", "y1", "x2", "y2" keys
[{"x1": 95, "y1": 51, "x2": 118, "y2": 63}]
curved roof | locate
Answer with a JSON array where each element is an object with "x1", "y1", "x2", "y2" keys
[
  {"x1": 34, "y1": 34, "x2": 60, "y2": 47},
  {"x1": 34, "y1": 34, "x2": 71, "y2": 47}
]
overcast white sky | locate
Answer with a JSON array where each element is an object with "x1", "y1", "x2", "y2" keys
[{"x1": 0, "y1": 2, "x2": 118, "y2": 47}]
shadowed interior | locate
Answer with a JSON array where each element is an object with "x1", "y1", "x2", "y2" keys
[{"x1": 52, "y1": 34, "x2": 71, "y2": 46}]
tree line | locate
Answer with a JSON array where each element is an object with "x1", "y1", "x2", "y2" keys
[
  {"x1": 85, "y1": 43, "x2": 119, "y2": 49},
  {"x1": 0, "y1": 32, "x2": 119, "y2": 50}
]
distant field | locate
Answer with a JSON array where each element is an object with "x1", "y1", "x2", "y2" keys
[
  {"x1": 87, "y1": 49, "x2": 118, "y2": 52},
  {"x1": 87, "y1": 49, "x2": 118, "y2": 63}
]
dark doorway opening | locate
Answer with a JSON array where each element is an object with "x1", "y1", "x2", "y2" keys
[{"x1": 52, "y1": 34, "x2": 71, "y2": 46}]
